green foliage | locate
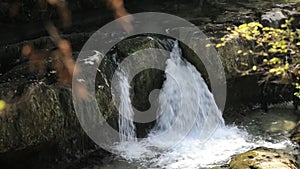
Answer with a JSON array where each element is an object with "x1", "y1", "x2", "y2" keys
[
  {"x1": 294, "y1": 83, "x2": 300, "y2": 98},
  {"x1": 214, "y1": 18, "x2": 300, "y2": 97}
]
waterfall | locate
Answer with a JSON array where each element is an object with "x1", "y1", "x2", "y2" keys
[
  {"x1": 113, "y1": 41, "x2": 291, "y2": 168},
  {"x1": 149, "y1": 41, "x2": 225, "y2": 143},
  {"x1": 115, "y1": 70, "x2": 137, "y2": 142}
]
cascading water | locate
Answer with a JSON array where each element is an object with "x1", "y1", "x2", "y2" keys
[
  {"x1": 149, "y1": 41, "x2": 224, "y2": 143},
  {"x1": 115, "y1": 70, "x2": 137, "y2": 142},
  {"x1": 113, "y1": 41, "x2": 292, "y2": 168}
]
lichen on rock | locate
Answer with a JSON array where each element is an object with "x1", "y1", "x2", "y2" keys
[{"x1": 227, "y1": 147, "x2": 298, "y2": 169}]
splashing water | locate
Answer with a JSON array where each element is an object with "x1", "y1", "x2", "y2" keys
[
  {"x1": 148, "y1": 41, "x2": 224, "y2": 143},
  {"x1": 115, "y1": 70, "x2": 137, "y2": 142},
  {"x1": 113, "y1": 41, "x2": 293, "y2": 168}
]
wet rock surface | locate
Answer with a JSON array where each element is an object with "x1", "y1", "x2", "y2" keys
[{"x1": 227, "y1": 147, "x2": 298, "y2": 169}]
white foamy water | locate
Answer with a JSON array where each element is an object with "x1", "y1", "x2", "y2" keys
[
  {"x1": 112, "y1": 41, "x2": 293, "y2": 168},
  {"x1": 115, "y1": 70, "x2": 137, "y2": 142}
]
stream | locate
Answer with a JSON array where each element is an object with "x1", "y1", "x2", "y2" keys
[
  {"x1": 1, "y1": 0, "x2": 299, "y2": 169},
  {"x1": 86, "y1": 42, "x2": 297, "y2": 169},
  {"x1": 95, "y1": 106, "x2": 298, "y2": 169}
]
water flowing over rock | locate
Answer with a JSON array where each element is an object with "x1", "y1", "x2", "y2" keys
[
  {"x1": 0, "y1": 31, "x2": 298, "y2": 168},
  {"x1": 149, "y1": 41, "x2": 225, "y2": 140},
  {"x1": 115, "y1": 70, "x2": 137, "y2": 142},
  {"x1": 112, "y1": 41, "x2": 294, "y2": 169},
  {"x1": 1, "y1": 0, "x2": 300, "y2": 165},
  {"x1": 0, "y1": 36, "x2": 167, "y2": 167}
]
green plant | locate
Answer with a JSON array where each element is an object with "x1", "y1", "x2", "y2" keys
[
  {"x1": 0, "y1": 100, "x2": 5, "y2": 111},
  {"x1": 213, "y1": 18, "x2": 300, "y2": 97}
]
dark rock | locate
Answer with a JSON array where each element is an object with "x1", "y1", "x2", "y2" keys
[
  {"x1": 0, "y1": 32, "x2": 92, "y2": 76},
  {"x1": 283, "y1": 9, "x2": 300, "y2": 28},
  {"x1": 260, "y1": 3, "x2": 300, "y2": 28},
  {"x1": 0, "y1": 35, "x2": 171, "y2": 164}
]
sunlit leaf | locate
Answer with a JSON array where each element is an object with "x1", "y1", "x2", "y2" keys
[{"x1": 0, "y1": 100, "x2": 6, "y2": 111}]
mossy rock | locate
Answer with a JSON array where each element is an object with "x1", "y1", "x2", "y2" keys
[
  {"x1": 0, "y1": 35, "x2": 169, "y2": 154},
  {"x1": 116, "y1": 36, "x2": 161, "y2": 56},
  {"x1": 0, "y1": 81, "x2": 82, "y2": 153},
  {"x1": 228, "y1": 147, "x2": 298, "y2": 169}
]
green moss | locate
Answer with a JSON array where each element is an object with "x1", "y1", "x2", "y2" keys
[
  {"x1": 116, "y1": 36, "x2": 160, "y2": 56},
  {"x1": 0, "y1": 83, "x2": 82, "y2": 153}
]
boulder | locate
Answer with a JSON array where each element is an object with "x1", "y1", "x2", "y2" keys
[
  {"x1": 0, "y1": 35, "x2": 168, "y2": 158},
  {"x1": 260, "y1": 3, "x2": 300, "y2": 28},
  {"x1": 227, "y1": 147, "x2": 298, "y2": 169},
  {"x1": 261, "y1": 9, "x2": 287, "y2": 28}
]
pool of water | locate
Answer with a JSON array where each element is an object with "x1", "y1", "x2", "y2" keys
[{"x1": 85, "y1": 104, "x2": 298, "y2": 169}]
